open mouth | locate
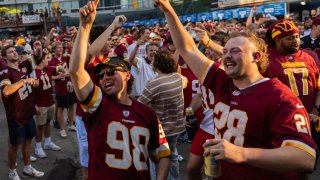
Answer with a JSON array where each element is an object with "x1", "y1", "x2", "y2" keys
[
  {"x1": 105, "y1": 82, "x2": 114, "y2": 90},
  {"x1": 225, "y1": 61, "x2": 236, "y2": 69}
]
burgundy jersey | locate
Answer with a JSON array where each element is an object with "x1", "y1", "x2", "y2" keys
[
  {"x1": 200, "y1": 61, "x2": 316, "y2": 179},
  {"x1": 179, "y1": 66, "x2": 204, "y2": 124},
  {"x1": 80, "y1": 86, "x2": 170, "y2": 180},
  {"x1": 114, "y1": 44, "x2": 128, "y2": 59},
  {"x1": 0, "y1": 58, "x2": 7, "y2": 70},
  {"x1": 265, "y1": 48, "x2": 320, "y2": 113},
  {"x1": 33, "y1": 66, "x2": 57, "y2": 107},
  {"x1": 0, "y1": 60, "x2": 36, "y2": 124},
  {"x1": 48, "y1": 56, "x2": 72, "y2": 96}
]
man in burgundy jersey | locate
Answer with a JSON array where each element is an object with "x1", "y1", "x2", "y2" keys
[
  {"x1": 156, "y1": 0, "x2": 316, "y2": 179},
  {"x1": 0, "y1": 45, "x2": 44, "y2": 179},
  {"x1": 33, "y1": 45, "x2": 62, "y2": 159},
  {"x1": 69, "y1": 1, "x2": 170, "y2": 179},
  {"x1": 49, "y1": 41, "x2": 76, "y2": 138},
  {"x1": 265, "y1": 19, "x2": 320, "y2": 151}
]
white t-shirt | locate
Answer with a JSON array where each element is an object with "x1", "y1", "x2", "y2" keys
[
  {"x1": 127, "y1": 42, "x2": 148, "y2": 59},
  {"x1": 131, "y1": 57, "x2": 156, "y2": 96}
]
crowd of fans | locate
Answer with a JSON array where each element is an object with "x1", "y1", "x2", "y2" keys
[{"x1": 0, "y1": 0, "x2": 320, "y2": 179}]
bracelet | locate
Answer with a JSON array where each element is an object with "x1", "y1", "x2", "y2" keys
[
  {"x1": 21, "y1": 79, "x2": 25, "y2": 84},
  {"x1": 205, "y1": 39, "x2": 211, "y2": 48}
]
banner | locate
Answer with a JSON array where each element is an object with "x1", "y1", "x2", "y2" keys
[
  {"x1": 22, "y1": 15, "x2": 41, "y2": 24},
  {"x1": 124, "y1": 3, "x2": 286, "y2": 26},
  {"x1": 197, "y1": 12, "x2": 212, "y2": 22},
  {"x1": 218, "y1": 0, "x2": 270, "y2": 8}
]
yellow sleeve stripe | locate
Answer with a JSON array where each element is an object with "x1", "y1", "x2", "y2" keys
[
  {"x1": 81, "y1": 85, "x2": 101, "y2": 110},
  {"x1": 177, "y1": 65, "x2": 181, "y2": 74},
  {"x1": 158, "y1": 149, "x2": 171, "y2": 158},
  {"x1": 281, "y1": 140, "x2": 316, "y2": 158},
  {"x1": 199, "y1": 60, "x2": 214, "y2": 85}
]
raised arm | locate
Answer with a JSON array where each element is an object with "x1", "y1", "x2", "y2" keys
[
  {"x1": 69, "y1": 0, "x2": 99, "y2": 102},
  {"x1": 193, "y1": 27, "x2": 223, "y2": 57},
  {"x1": 87, "y1": 15, "x2": 126, "y2": 63},
  {"x1": 155, "y1": 0, "x2": 210, "y2": 78},
  {"x1": 128, "y1": 38, "x2": 144, "y2": 67},
  {"x1": 246, "y1": 6, "x2": 256, "y2": 27}
]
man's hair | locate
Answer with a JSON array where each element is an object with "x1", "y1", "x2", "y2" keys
[
  {"x1": 229, "y1": 32, "x2": 269, "y2": 74},
  {"x1": 225, "y1": 19, "x2": 236, "y2": 24},
  {"x1": 146, "y1": 42, "x2": 159, "y2": 52},
  {"x1": 1, "y1": 45, "x2": 14, "y2": 57},
  {"x1": 138, "y1": 27, "x2": 149, "y2": 38},
  {"x1": 51, "y1": 41, "x2": 62, "y2": 50},
  {"x1": 126, "y1": 75, "x2": 134, "y2": 94},
  {"x1": 255, "y1": 13, "x2": 265, "y2": 21},
  {"x1": 153, "y1": 50, "x2": 176, "y2": 74},
  {"x1": 130, "y1": 28, "x2": 138, "y2": 35}
]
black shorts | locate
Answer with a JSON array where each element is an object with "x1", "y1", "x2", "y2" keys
[
  {"x1": 56, "y1": 92, "x2": 77, "y2": 108},
  {"x1": 8, "y1": 118, "x2": 36, "y2": 145}
]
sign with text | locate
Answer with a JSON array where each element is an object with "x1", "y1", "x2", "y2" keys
[{"x1": 22, "y1": 15, "x2": 41, "y2": 24}]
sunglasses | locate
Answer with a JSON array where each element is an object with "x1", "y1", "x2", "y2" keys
[
  {"x1": 97, "y1": 67, "x2": 126, "y2": 80},
  {"x1": 112, "y1": 39, "x2": 118, "y2": 41}
]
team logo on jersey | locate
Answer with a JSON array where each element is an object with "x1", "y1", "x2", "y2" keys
[
  {"x1": 287, "y1": 55, "x2": 294, "y2": 61},
  {"x1": 22, "y1": 67, "x2": 27, "y2": 73},
  {"x1": 232, "y1": 90, "x2": 241, "y2": 96},
  {"x1": 122, "y1": 110, "x2": 130, "y2": 117}
]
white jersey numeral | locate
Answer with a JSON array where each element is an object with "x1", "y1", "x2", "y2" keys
[
  {"x1": 213, "y1": 102, "x2": 248, "y2": 146},
  {"x1": 18, "y1": 83, "x2": 32, "y2": 100},
  {"x1": 106, "y1": 122, "x2": 149, "y2": 170},
  {"x1": 40, "y1": 74, "x2": 51, "y2": 90}
]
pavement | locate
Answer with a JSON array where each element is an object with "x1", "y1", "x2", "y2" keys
[{"x1": 0, "y1": 98, "x2": 319, "y2": 179}]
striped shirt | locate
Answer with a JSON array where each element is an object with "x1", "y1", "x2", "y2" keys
[{"x1": 138, "y1": 73, "x2": 186, "y2": 137}]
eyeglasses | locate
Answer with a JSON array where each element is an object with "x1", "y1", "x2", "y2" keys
[
  {"x1": 112, "y1": 39, "x2": 118, "y2": 41},
  {"x1": 97, "y1": 67, "x2": 126, "y2": 80}
]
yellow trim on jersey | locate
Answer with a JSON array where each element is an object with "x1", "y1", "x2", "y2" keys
[
  {"x1": 281, "y1": 140, "x2": 316, "y2": 158},
  {"x1": 316, "y1": 117, "x2": 320, "y2": 132},
  {"x1": 158, "y1": 148, "x2": 171, "y2": 158},
  {"x1": 281, "y1": 62, "x2": 306, "y2": 69},
  {"x1": 199, "y1": 60, "x2": 213, "y2": 84},
  {"x1": 177, "y1": 65, "x2": 181, "y2": 74},
  {"x1": 316, "y1": 75, "x2": 320, "y2": 90},
  {"x1": 81, "y1": 86, "x2": 100, "y2": 110}
]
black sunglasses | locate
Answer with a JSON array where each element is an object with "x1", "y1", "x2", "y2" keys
[{"x1": 97, "y1": 67, "x2": 126, "y2": 80}]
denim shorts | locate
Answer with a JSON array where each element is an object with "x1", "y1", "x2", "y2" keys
[
  {"x1": 76, "y1": 116, "x2": 88, "y2": 167},
  {"x1": 8, "y1": 118, "x2": 36, "y2": 145}
]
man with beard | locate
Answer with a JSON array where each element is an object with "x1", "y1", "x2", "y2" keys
[
  {"x1": 264, "y1": 19, "x2": 320, "y2": 156},
  {"x1": 69, "y1": 0, "x2": 170, "y2": 179},
  {"x1": 155, "y1": 0, "x2": 316, "y2": 179}
]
